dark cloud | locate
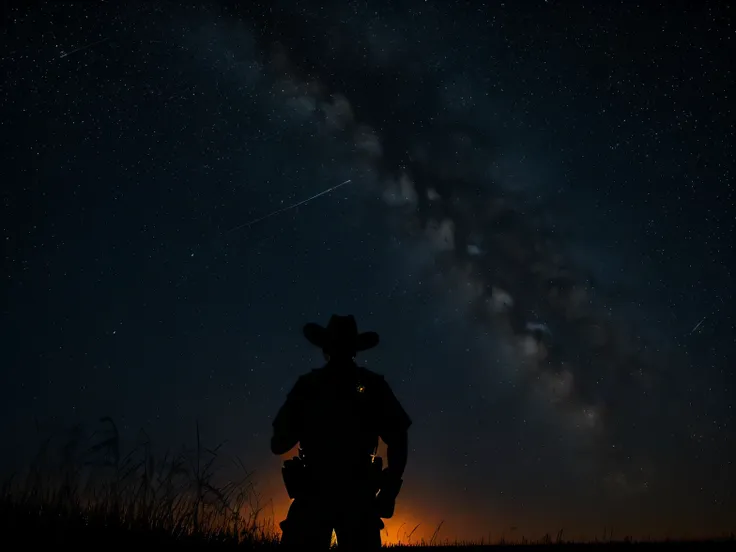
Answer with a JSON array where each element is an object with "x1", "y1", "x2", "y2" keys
[{"x1": 222, "y1": 3, "x2": 697, "y2": 477}]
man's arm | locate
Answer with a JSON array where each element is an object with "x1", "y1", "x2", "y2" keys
[
  {"x1": 374, "y1": 377, "x2": 411, "y2": 518},
  {"x1": 270, "y1": 377, "x2": 305, "y2": 455},
  {"x1": 376, "y1": 375, "x2": 412, "y2": 478},
  {"x1": 383, "y1": 428, "x2": 408, "y2": 479},
  {"x1": 271, "y1": 427, "x2": 298, "y2": 455}
]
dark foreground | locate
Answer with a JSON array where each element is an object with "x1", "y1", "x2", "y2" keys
[
  {"x1": 2, "y1": 421, "x2": 732, "y2": 548},
  {"x1": 1, "y1": 501, "x2": 733, "y2": 549},
  {"x1": 392, "y1": 544, "x2": 736, "y2": 551}
]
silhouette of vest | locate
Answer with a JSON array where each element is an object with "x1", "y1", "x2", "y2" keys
[{"x1": 297, "y1": 360, "x2": 383, "y2": 480}]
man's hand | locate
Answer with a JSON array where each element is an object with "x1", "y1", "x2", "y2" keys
[{"x1": 270, "y1": 430, "x2": 298, "y2": 455}]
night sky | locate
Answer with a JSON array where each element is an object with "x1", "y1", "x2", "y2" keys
[{"x1": 2, "y1": 0, "x2": 733, "y2": 543}]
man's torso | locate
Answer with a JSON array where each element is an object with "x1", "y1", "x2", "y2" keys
[{"x1": 297, "y1": 363, "x2": 384, "y2": 472}]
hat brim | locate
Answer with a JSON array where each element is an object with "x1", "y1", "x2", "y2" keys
[
  {"x1": 303, "y1": 323, "x2": 379, "y2": 352},
  {"x1": 356, "y1": 331, "x2": 380, "y2": 351}
]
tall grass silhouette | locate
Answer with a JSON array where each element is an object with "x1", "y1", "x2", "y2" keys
[{"x1": 0, "y1": 417, "x2": 278, "y2": 547}]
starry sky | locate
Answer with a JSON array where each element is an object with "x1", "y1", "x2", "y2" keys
[{"x1": 1, "y1": 0, "x2": 733, "y2": 543}]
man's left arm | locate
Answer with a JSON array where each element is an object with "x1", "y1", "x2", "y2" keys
[{"x1": 271, "y1": 377, "x2": 305, "y2": 455}]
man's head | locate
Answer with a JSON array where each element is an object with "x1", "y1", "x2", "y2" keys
[{"x1": 303, "y1": 314, "x2": 379, "y2": 361}]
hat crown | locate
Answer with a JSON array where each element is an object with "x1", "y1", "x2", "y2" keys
[{"x1": 326, "y1": 315, "x2": 358, "y2": 340}]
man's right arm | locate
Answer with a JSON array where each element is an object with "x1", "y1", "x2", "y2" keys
[
  {"x1": 383, "y1": 428, "x2": 408, "y2": 479},
  {"x1": 374, "y1": 376, "x2": 411, "y2": 518},
  {"x1": 376, "y1": 376, "x2": 412, "y2": 478}
]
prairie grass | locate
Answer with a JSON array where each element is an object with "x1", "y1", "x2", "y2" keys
[
  {"x1": 0, "y1": 417, "x2": 278, "y2": 547},
  {"x1": 1, "y1": 418, "x2": 733, "y2": 549}
]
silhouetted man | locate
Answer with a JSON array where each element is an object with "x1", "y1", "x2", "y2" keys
[{"x1": 271, "y1": 314, "x2": 411, "y2": 551}]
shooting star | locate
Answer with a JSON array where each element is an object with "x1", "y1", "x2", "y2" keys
[
  {"x1": 225, "y1": 179, "x2": 353, "y2": 234},
  {"x1": 690, "y1": 316, "x2": 706, "y2": 335},
  {"x1": 58, "y1": 37, "x2": 110, "y2": 60}
]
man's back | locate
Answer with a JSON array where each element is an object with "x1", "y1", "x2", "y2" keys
[
  {"x1": 299, "y1": 363, "x2": 383, "y2": 468},
  {"x1": 274, "y1": 359, "x2": 410, "y2": 476}
]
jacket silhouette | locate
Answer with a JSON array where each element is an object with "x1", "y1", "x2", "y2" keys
[{"x1": 271, "y1": 314, "x2": 411, "y2": 550}]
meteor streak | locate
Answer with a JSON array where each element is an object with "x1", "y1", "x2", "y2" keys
[{"x1": 225, "y1": 179, "x2": 353, "y2": 234}]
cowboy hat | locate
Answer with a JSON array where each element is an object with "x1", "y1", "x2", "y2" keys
[{"x1": 303, "y1": 314, "x2": 379, "y2": 353}]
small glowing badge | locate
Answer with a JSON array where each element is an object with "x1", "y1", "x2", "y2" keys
[{"x1": 356, "y1": 383, "x2": 366, "y2": 393}]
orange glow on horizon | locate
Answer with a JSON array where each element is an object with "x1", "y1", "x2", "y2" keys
[
  {"x1": 265, "y1": 482, "x2": 457, "y2": 546},
  {"x1": 260, "y1": 444, "x2": 501, "y2": 546},
  {"x1": 253, "y1": 446, "x2": 732, "y2": 545}
]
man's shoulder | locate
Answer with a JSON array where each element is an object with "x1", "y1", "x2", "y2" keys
[
  {"x1": 300, "y1": 364, "x2": 390, "y2": 390},
  {"x1": 300, "y1": 368, "x2": 328, "y2": 381},
  {"x1": 289, "y1": 369, "x2": 323, "y2": 392},
  {"x1": 355, "y1": 365, "x2": 387, "y2": 382},
  {"x1": 305, "y1": 365, "x2": 388, "y2": 387}
]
